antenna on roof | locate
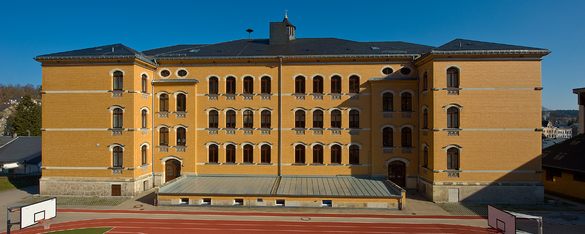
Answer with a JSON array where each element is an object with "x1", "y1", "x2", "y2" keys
[{"x1": 246, "y1": 29, "x2": 254, "y2": 39}]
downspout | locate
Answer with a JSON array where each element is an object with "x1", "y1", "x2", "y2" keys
[
  {"x1": 152, "y1": 59, "x2": 159, "y2": 188},
  {"x1": 278, "y1": 56, "x2": 283, "y2": 176},
  {"x1": 413, "y1": 58, "x2": 420, "y2": 192}
]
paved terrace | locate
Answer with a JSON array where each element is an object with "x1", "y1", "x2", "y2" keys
[{"x1": 158, "y1": 175, "x2": 402, "y2": 197}]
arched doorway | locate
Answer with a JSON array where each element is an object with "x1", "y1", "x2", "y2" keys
[
  {"x1": 388, "y1": 161, "x2": 406, "y2": 187},
  {"x1": 165, "y1": 159, "x2": 181, "y2": 183}
]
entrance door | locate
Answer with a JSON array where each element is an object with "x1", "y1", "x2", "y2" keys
[
  {"x1": 165, "y1": 160, "x2": 181, "y2": 183},
  {"x1": 111, "y1": 184, "x2": 121, "y2": 196},
  {"x1": 388, "y1": 161, "x2": 406, "y2": 187}
]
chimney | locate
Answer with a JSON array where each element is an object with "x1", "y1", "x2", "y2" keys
[{"x1": 269, "y1": 22, "x2": 287, "y2": 45}]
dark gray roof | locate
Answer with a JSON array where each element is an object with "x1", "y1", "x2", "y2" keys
[
  {"x1": 35, "y1": 44, "x2": 156, "y2": 66},
  {"x1": 147, "y1": 38, "x2": 432, "y2": 60},
  {"x1": 542, "y1": 134, "x2": 585, "y2": 173},
  {"x1": 0, "y1": 136, "x2": 41, "y2": 164},
  {"x1": 35, "y1": 38, "x2": 550, "y2": 63},
  {"x1": 0, "y1": 137, "x2": 14, "y2": 147}
]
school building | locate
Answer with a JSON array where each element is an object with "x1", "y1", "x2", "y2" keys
[{"x1": 35, "y1": 16, "x2": 549, "y2": 207}]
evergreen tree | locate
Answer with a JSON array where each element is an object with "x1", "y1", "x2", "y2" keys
[{"x1": 7, "y1": 95, "x2": 42, "y2": 136}]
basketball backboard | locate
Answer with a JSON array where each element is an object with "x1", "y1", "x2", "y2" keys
[
  {"x1": 20, "y1": 198, "x2": 57, "y2": 229},
  {"x1": 488, "y1": 205, "x2": 515, "y2": 234}
]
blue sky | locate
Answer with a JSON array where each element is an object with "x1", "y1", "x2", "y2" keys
[{"x1": 1, "y1": 0, "x2": 583, "y2": 109}]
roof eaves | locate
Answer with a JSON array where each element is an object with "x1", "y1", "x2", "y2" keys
[
  {"x1": 34, "y1": 55, "x2": 157, "y2": 66},
  {"x1": 414, "y1": 49, "x2": 551, "y2": 63}
]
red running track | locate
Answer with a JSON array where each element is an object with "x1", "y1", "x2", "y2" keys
[{"x1": 5, "y1": 218, "x2": 497, "y2": 234}]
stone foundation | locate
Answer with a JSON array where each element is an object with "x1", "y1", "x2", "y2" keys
[
  {"x1": 40, "y1": 174, "x2": 153, "y2": 196},
  {"x1": 418, "y1": 178, "x2": 544, "y2": 203}
]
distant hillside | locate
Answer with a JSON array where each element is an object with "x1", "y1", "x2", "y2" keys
[{"x1": 555, "y1": 110, "x2": 578, "y2": 118}]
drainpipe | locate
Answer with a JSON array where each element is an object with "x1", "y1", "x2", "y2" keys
[
  {"x1": 278, "y1": 56, "x2": 283, "y2": 176},
  {"x1": 413, "y1": 59, "x2": 420, "y2": 192},
  {"x1": 152, "y1": 59, "x2": 159, "y2": 188}
]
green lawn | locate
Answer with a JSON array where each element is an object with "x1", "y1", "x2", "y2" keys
[
  {"x1": 45, "y1": 227, "x2": 113, "y2": 234},
  {"x1": 0, "y1": 176, "x2": 40, "y2": 192}
]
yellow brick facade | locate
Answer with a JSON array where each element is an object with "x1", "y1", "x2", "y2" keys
[{"x1": 36, "y1": 19, "x2": 549, "y2": 203}]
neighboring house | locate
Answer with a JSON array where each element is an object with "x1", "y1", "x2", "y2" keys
[
  {"x1": 541, "y1": 88, "x2": 585, "y2": 201},
  {"x1": 0, "y1": 104, "x2": 15, "y2": 136},
  {"x1": 35, "y1": 16, "x2": 549, "y2": 206},
  {"x1": 554, "y1": 123, "x2": 572, "y2": 139},
  {"x1": 542, "y1": 121, "x2": 573, "y2": 139},
  {"x1": 0, "y1": 136, "x2": 42, "y2": 175}
]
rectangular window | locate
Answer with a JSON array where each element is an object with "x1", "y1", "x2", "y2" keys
[
  {"x1": 202, "y1": 198, "x2": 211, "y2": 205},
  {"x1": 234, "y1": 199, "x2": 244, "y2": 205},
  {"x1": 275, "y1": 199, "x2": 285, "y2": 206},
  {"x1": 322, "y1": 200, "x2": 332, "y2": 207},
  {"x1": 180, "y1": 198, "x2": 189, "y2": 204}
]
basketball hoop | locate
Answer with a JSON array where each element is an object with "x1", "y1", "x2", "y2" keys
[{"x1": 37, "y1": 219, "x2": 52, "y2": 230}]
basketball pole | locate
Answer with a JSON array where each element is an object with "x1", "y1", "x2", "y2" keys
[{"x1": 6, "y1": 206, "x2": 22, "y2": 234}]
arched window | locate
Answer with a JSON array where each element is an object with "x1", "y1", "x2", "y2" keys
[
  {"x1": 141, "y1": 110, "x2": 147, "y2": 128},
  {"x1": 349, "y1": 145, "x2": 359, "y2": 164},
  {"x1": 176, "y1": 127, "x2": 186, "y2": 146},
  {"x1": 209, "y1": 145, "x2": 218, "y2": 163},
  {"x1": 261, "y1": 145, "x2": 271, "y2": 163},
  {"x1": 261, "y1": 76, "x2": 271, "y2": 94},
  {"x1": 243, "y1": 145, "x2": 253, "y2": 163},
  {"x1": 422, "y1": 71, "x2": 428, "y2": 90},
  {"x1": 423, "y1": 109, "x2": 428, "y2": 128},
  {"x1": 295, "y1": 76, "x2": 305, "y2": 93},
  {"x1": 113, "y1": 108, "x2": 123, "y2": 128},
  {"x1": 159, "y1": 127, "x2": 169, "y2": 146},
  {"x1": 313, "y1": 110, "x2": 323, "y2": 128},
  {"x1": 331, "y1": 145, "x2": 341, "y2": 164},
  {"x1": 447, "y1": 148, "x2": 459, "y2": 170},
  {"x1": 209, "y1": 110, "x2": 218, "y2": 128},
  {"x1": 383, "y1": 127, "x2": 393, "y2": 147},
  {"x1": 401, "y1": 128, "x2": 412, "y2": 147},
  {"x1": 295, "y1": 110, "x2": 305, "y2": 128},
  {"x1": 447, "y1": 67, "x2": 459, "y2": 88},
  {"x1": 226, "y1": 77, "x2": 236, "y2": 94},
  {"x1": 226, "y1": 110, "x2": 236, "y2": 128},
  {"x1": 209, "y1": 77, "x2": 219, "y2": 94},
  {"x1": 261, "y1": 110, "x2": 271, "y2": 128},
  {"x1": 331, "y1": 110, "x2": 341, "y2": 128},
  {"x1": 447, "y1": 107, "x2": 459, "y2": 128},
  {"x1": 113, "y1": 71, "x2": 123, "y2": 90},
  {"x1": 313, "y1": 76, "x2": 323, "y2": 94},
  {"x1": 313, "y1": 145, "x2": 323, "y2": 164},
  {"x1": 142, "y1": 74, "x2": 148, "y2": 93},
  {"x1": 401, "y1": 93, "x2": 412, "y2": 111},
  {"x1": 295, "y1": 145, "x2": 305, "y2": 164},
  {"x1": 349, "y1": 110, "x2": 359, "y2": 128},
  {"x1": 243, "y1": 110, "x2": 253, "y2": 128},
  {"x1": 176, "y1": 94, "x2": 186, "y2": 111},
  {"x1": 141, "y1": 145, "x2": 147, "y2": 165},
  {"x1": 331, "y1": 75, "x2": 341, "y2": 93},
  {"x1": 349, "y1": 75, "x2": 360, "y2": 93},
  {"x1": 113, "y1": 146, "x2": 123, "y2": 167},
  {"x1": 226, "y1": 145, "x2": 235, "y2": 163},
  {"x1": 383, "y1": 93, "x2": 393, "y2": 111},
  {"x1": 160, "y1": 94, "x2": 169, "y2": 112},
  {"x1": 423, "y1": 147, "x2": 429, "y2": 167},
  {"x1": 243, "y1": 77, "x2": 254, "y2": 94}
]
